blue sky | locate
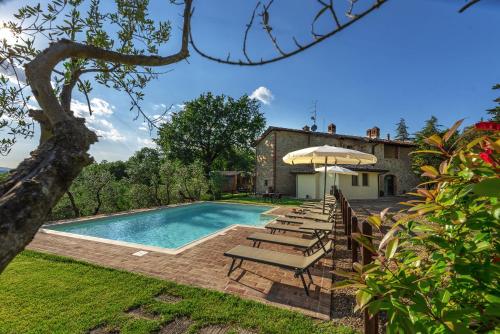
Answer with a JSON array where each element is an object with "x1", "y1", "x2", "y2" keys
[{"x1": 1, "y1": 0, "x2": 499, "y2": 168}]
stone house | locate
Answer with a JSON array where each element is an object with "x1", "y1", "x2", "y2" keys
[{"x1": 254, "y1": 124, "x2": 419, "y2": 199}]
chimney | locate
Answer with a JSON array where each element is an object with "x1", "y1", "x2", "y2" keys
[
  {"x1": 366, "y1": 126, "x2": 380, "y2": 139},
  {"x1": 327, "y1": 123, "x2": 336, "y2": 134},
  {"x1": 387, "y1": 133, "x2": 390, "y2": 140},
  {"x1": 302, "y1": 125, "x2": 310, "y2": 132}
]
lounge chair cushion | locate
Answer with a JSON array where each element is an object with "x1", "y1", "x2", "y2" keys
[
  {"x1": 286, "y1": 213, "x2": 330, "y2": 222},
  {"x1": 247, "y1": 232, "x2": 318, "y2": 249},
  {"x1": 276, "y1": 217, "x2": 317, "y2": 225},
  {"x1": 224, "y1": 241, "x2": 332, "y2": 271},
  {"x1": 265, "y1": 222, "x2": 314, "y2": 234}
]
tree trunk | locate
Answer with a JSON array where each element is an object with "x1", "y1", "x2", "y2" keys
[
  {"x1": 154, "y1": 183, "x2": 162, "y2": 206},
  {"x1": 93, "y1": 187, "x2": 103, "y2": 215},
  {"x1": 0, "y1": 0, "x2": 191, "y2": 273},
  {"x1": 166, "y1": 184, "x2": 171, "y2": 205},
  {"x1": 0, "y1": 120, "x2": 96, "y2": 273},
  {"x1": 204, "y1": 159, "x2": 213, "y2": 195},
  {"x1": 67, "y1": 191, "x2": 80, "y2": 217}
]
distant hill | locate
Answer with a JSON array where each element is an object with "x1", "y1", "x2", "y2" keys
[{"x1": 0, "y1": 167, "x2": 11, "y2": 174}]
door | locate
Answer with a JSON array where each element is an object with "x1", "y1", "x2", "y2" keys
[{"x1": 384, "y1": 175, "x2": 395, "y2": 196}]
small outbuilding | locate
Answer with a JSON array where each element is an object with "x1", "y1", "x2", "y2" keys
[{"x1": 213, "y1": 171, "x2": 253, "y2": 193}]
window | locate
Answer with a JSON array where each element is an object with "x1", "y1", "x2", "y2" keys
[
  {"x1": 384, "y1": 144, "x2": 398, "y2": 159},
  {"x1": 264, "y1": 180, "x2": 268, "y2": 186},
  {"x1": 352, "y1": 175, "x2": 359, "y2": 186},
  {"x1": 362, "y1": 173, "x2": 369, "y2": 186}
]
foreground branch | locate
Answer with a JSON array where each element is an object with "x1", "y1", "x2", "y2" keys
[
  {"x1": 190, "y1": 0, "x2": 387, "y2": 66},
  {"x1": 0, "y1": 0, "x2": 192, "y2": 273},
  {"x1": 458, "y1": 0, "x2": 481, "y2": 13}
]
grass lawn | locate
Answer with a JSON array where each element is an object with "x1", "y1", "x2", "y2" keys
[
  {"x1": 219, "y1": 193, "x2": 305, "y2": 206},
  {"x1": 0, "y1": 251, "x2": 355, "y2": 334}
]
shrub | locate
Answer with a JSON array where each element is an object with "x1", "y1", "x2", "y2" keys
[{"x1": 335, "y1": 120, "x2": 500, "y2": 333}]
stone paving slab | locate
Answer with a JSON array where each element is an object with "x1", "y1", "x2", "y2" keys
[{"x1": 28, "y1": 208, "x2": 332, "y2": 320}]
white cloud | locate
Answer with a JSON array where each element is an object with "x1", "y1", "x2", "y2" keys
[
  {"x1": 138, "y1": 122, "x2": 149, "y2": 132},
  {"x1": 71, "y1": 97, "x2": 125, "y2": 142},
  {"x1": 0, "y1": 62, "x2": 26, "y2": 84},
  {"x1": 151, "y1": 114, "x2": 170, "y2": 125},
  {"x1": 250, "y1": 86, "x2": 274, "y2": 105},
  {"x1": 71, "y1": 98, "x2": 114, "y2": 117},
  {"x1": 91, "y1": 126, "x2": 126, "y2": 142},
  {"x1": 152, "y1": 103, "x2": 167, "y2": 111},
  {"x1": 137, "y1": 137, "x2": 155, "y2": 147}
]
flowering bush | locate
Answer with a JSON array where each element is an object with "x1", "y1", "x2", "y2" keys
[{"x1": 335, "y1": 120, "x2": 500, "y2": 333}]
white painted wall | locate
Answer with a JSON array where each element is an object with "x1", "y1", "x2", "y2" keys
[
  {"x1": 338, "y1": 172, "x2": 379, "y2": 200},
  {"x1": 296, "y1": 174, "x2": 320, "y2": 199},
  {"x1": 297, "y1": 172, "x2": 379, "y2": 200},
  {"x1": 318, "y1": 171, "x2": 339, "y2": 200}
]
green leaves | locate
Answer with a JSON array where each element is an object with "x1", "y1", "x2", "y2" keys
[
  {"x1": 354, "y1": 290, "x2": 373, "y2": 312},
  {"x1": 443, "y1": 119, "x2": 464, "y2": 142},
  {"x1": 367, "y1": 215, "x2": 382, "y2": 230},
  {"x1": 385, "y1": 238, "x2": 399, "y2": 259},
  {"x1": 157, "y1": 93, "x2": 265, "y2": 175},
  {"x1": 424, "y1": 134, "x2": 443, "y2": 148},
  {"x1": 472, "y1": 178, "x2": 500, "y2": 197},
  {"x1": 420, "y1": 165, "x2": 439, "y2": 178},
  {"x1": 351, "y1": 232, "x2": 376, "y2": 254},
  {"x1": 348, "y1": 121, "x2": 499, "y2": 333}
]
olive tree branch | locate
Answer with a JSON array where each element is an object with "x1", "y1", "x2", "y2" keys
[{"x1": 190, "y1": 0, "x2": 387, "y2": 66}]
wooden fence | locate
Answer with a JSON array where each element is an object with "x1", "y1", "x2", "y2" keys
[{"x1": 333, "y1": 187, "x2": 379, "y2": 334}]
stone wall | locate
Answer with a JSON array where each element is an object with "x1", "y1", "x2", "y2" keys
[
  {"x1": 255, "y1": 132, "x2": 275, "y2": 194},
  {"x1": 255, "y1": 129, "x2": 420, "y2": 197},
  {"x1": 375, "y1": 145, "x2": 420, "y2": 195}
]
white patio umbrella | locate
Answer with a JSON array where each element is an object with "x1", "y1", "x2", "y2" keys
[
  {"x1": 283, "y1": 145, "x2": 377, "y2": 213},
  {"x1": 314, "y1": 166, "x2": 358, "y2": 197},
  {"x1": 314, "y1": 165, "x2": 359, "y2": 175}
]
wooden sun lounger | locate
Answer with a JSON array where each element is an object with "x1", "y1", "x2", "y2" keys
[
  {"x1": 224, "y1": 241, "x2": 333, "y2": 295},
  {"x1": 276, "y1": 216, "x2": 321, "y2": 225},
  {"x1": 246, "y1": 232, "x2": 324, "y2": 255},
  {"x1": 286, "y1": 212, "x2": 330, "y2": 222},
  {"x1": 265, "y1": 222, "x2": 315, "y2": 234}
]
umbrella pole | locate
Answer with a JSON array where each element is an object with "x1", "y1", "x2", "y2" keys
[{"x1": 323, "y1": 157, "x2": 327, "y2": 214}]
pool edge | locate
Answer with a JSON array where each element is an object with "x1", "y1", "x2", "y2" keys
[
  {"x1": 40, "y1": 201, "x2": 279, "y2": 255},
  {"x1": 39, "y1": 222, "x2": 269, "y2": 255}
]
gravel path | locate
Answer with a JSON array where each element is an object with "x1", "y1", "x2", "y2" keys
[{"x1": 328, "y1": 197, "x2": 411, "y2": 332}]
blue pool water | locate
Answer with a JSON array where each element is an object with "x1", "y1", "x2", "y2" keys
[{"x1": 47, "y1": 202, "x2": 274, "y2": 249}]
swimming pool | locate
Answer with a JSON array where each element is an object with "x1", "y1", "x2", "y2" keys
[{"x1": 45, "y1": 202, "x2": 275, "y2": 251}]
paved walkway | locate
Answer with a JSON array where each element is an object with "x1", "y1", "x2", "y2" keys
[{"x1": 28, "y1": 206, "x2": 332, "y2": 320}]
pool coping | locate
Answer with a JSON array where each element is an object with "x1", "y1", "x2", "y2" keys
[{"x1": 41, "y1": 201, "x2": 278, "y2": 255}]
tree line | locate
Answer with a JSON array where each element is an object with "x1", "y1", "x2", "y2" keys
[
  {"x1": 394, "y1": 86, "x2": 499, "y2": 177},
  {"x1": 50, "y1": 92, "x2": 266, "y2": 220}
]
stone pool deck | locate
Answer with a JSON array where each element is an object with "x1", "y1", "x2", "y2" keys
[{"x1": 27, "y1": 206, "x2": 333, "y2": 320}]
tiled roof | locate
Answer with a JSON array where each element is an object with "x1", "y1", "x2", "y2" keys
[{"x1": 255, "y1": 126, "x2": 416, "y2": 147}]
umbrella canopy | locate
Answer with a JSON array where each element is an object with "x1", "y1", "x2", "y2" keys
[
  {"x1": 314, "y1": 165, "x2": 359, "y2": 175},
  {"x1": 283, "y1": 145, "x2": 377, "y2": 165},
  {"x1": 283, "y1": 145, "x2": 377, "y2": 213}
]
